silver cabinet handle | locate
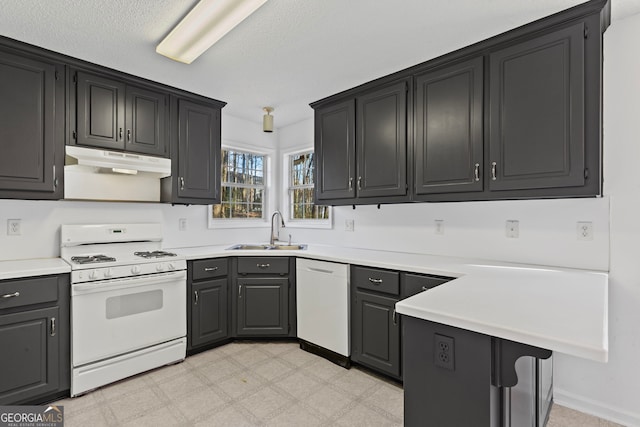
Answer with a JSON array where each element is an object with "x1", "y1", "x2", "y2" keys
[
  {"x1": 238, "y1": 284, "x2": 242, "y2": 298},
  {"x1": 119, "y1": 128, "x2": 123, "y2": 140},
  {"x1": 368, "y1": 278, "x2": 383, "y2": 284},
  {"x1": 2, "y1": 292, "x2": 20, "y2": 299},
  {"x1": 127, "y1": 129, "x2": 131, "y2": 141},
  {"x1": 349, "y1": 177, "x2": 353, "y2": 191},
  {"x1": 474, "y1": 163, "x2": 480, "y2": 182},
  {"x1": 180, "y1": 177, "x2": 185, "y2": 190},
  {"x1": 357, "y1": 176, "x2": 362, "y2": 191},
  {"x1": 491, "y1": 162, "x2": 497, "y2": 180},
  {"x1": 257, "y1": 263, "x2": 270, "y2": 269},
  {"x1": 392, "y1": 309, "x2": 397, "y2": 326},
  {"x1": 194, "y1": 290, "x2": 199, "y2": 305},
  {"x1": 50, "y1": 317, "x2": 56, "y2": 337},
  {"x1": 204, "y1": 267, "x2": 218, "y2": 272}
]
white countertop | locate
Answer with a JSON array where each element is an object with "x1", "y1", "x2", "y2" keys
[
  {"x1": 172, "y1": 243, "x2": 608, "y2": 363},
  {"x1": 0, "y1": 258, "x2": 71, "y2": 280}
]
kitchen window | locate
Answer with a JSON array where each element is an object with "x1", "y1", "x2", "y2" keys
[
  {"x1": 284, "y1": 150, "x2": 331, "y2": 228},
  {"x1": 210, "y1": 148, "x2": 268, "y2": 225}
]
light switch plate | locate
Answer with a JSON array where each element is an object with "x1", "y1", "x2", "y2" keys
[
  {"x1": 7, "y1": 219, "x2": 21, "y2": 236},
  {"x1": 435, "y1": 220, "x2": 444, "y2": 235},
  {"x1": 345, "y1": 219, "x2": 355, "y2": 232},
  {"x1": 506, "y1": 220, "x2": 519, "y2": 238},
  {"x1": 577, "y1": 221, "x2": 593, "y2": 240}
]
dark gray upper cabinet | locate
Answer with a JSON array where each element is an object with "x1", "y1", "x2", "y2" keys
[
  {"x1": 356, "y1": 81, "x2": 408, "y2": 199},
  {"x1": 414, "y1": 57, "x2": 484, "y2": 196},
  {"x1": 489, "y1": 22, "x2": 585, "y2": 192},
  {"x1": 162, "y1": 97, "x2": 222, "y2": 204},
  {"x1": 0, "y1": 48, "x2": 64, "y2": 199},
  {"x1": 313, "y1": 79, "x2": 409, "y2": 205},
  {"x1": 311, "y1": 0, "x2": 609, "y2": 203},
  {"x1": 74, "y1": 71, "x2": 167, "y2": 157},
  {"x1": 125, "y1": 85, "x2": 168, "y2": 156},
  {"x1": 314, "y1": 99, "x2": 356, "y2": 201},
  {"x1": 0, "y1": 274, "x2": 70, "y2": 405},
  {"x1": 75, "y1": 71, "x2": 125, "y2": 151}
]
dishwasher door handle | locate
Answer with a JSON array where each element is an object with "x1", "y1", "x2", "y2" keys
[{"x1": 306, "y1": 267, "x2": 336, "y2": 275}]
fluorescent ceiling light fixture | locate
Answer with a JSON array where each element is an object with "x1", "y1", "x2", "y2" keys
[{"x1": 156, "y1": 0, "x2": 268, "y2": 64}]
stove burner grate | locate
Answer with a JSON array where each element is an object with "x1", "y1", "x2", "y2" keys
[
  {"x1": 134, "y1": 250, "x2": 177, "y2": 259},
  {"x1": 71, "y1": 255, "x2": 116, "y2": 264}
]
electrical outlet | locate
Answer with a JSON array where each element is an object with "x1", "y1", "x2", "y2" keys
[
  {"x1": 7, "y1": 219, "x2": 21, "y2": 236},
  {"x1": 577, "y1": 221, "x2": 593, "y2": 241},
  {"x1": 435, "y1": 220, "x2": 444, "y2": 235},
  {"x1": 434, "y1": 334, "x2": 455, "y2": 371},
  {"x1": 505, "y1": 220, "x2": 519, "y2": 238},
  {"x1": 345, "y1": 219, "x2": 355, "y2": 232},
  {"x1": 179, "y1": 218, "x2": 188, "y2": 231}
]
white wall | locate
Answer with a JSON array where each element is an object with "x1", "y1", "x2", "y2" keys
[{"x1": 551, "y1": 12, "x2": 640, "y2": 426}]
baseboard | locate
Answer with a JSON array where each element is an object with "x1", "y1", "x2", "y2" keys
[{"x1": 554, "y1": 387, "x2": 640, "y2": 427}]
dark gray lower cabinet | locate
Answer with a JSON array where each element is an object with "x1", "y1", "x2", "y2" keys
[
  {"x1": 352, "y1": 290, "x2": 400, "y2": 378},
  {"x1": 0, "y1": 274, "x2": 69, "y2": 405},
  {"x1": 237, "y1": 277, "x2": 289, "y2": 336},
  {"x1": 232, "y1": 257, "x2": 296, "y2": 338},
  {"x1": 191, "y1": 278, "x2": 228, "y2": 348},
  {"x1": 188, "y1": 258, "x2": 229, "y2": 351}
]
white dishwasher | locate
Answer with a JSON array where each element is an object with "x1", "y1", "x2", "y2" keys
[{"x1": 296, "y1": 259, "x2": 350, "y2": 363}]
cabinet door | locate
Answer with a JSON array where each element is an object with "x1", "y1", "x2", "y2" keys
[
  {"x1": 191, "y1": 278, "x2": 228, "y2": 348},
  {"x1": 0, "y1": 50, "x2": 63, "y2": 198},
  {"x1": 356, "y1": 80, "x2": 408, "y2": 199},
  {"x1": 0, "y1": 306, "x2": 59, "y2": 404},
  {"x1": 414, "y1": 58, "x2": 484, "y2": 195},
  {"x1": 314, "y1": 99, "x2": 356, "y2": 201},
  {"x1": 352, "y1": 290, "x2": 400, "y2": 377},
  {"x1": 237, "y1": 277, "x2": 288, "y2": 336},
  {"x1": 75, "y1": 71, "x2": 125, "y2": 151},
  {"x1": 176, "y1": 99, "x2": 221, "y2": 201},
  {"x1": 489, "y1": 22, "x2": 585, "y2": 191},
  {"x1": 125, "y1": 85, "x2": 168, "y2": 157}
]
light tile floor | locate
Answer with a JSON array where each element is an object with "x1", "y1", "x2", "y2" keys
[{"x1": 53, "y1": 341, "x2": 623, "y2": 426}]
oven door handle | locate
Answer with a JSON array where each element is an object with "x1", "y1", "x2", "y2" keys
[{"x1": 72, "y1": 270, "x2": 186, "y2": 295}]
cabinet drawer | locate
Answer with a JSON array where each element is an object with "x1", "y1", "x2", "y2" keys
[
  {"x1": 402, "y1": 273, "x2": 451, "y2": 298},
  {"x1": 0, "y1": 276, "x2": 59, "y2": 310},
  {"x1": 352, "y1": 266, "x2": 399, "y2": 295},
  {"x1": 237, "y1": 257, "x2": 289, "y2": 275},
  {"x1": 192, "y1": 258, "x2": 228, "y2": 280}
]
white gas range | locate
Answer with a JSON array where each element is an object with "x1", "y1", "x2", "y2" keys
[{"x1": 60, "y1": 223, "x2": 186, "y2": 396}]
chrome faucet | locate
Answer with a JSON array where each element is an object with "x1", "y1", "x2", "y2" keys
[{"x1": 270, "y1": 210, "x2": 285, "y2": 245}]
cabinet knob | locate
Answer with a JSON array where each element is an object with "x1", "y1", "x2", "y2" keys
[
  {"x1": 204, "y1": 267, "x2": 218, "y2": 272},
  {"x1": 474, "y1": 163, "x2": 480, "y2": 182},
  {"x1": 194, "y1": 290, "x2": 199, "y2": 305},
  {"x1": 491, "y1": 162, "x2": 497, "y2": 180},
  {"x1": 349, "y1": 177, "x2": 353, "y2": 192},
  {"x1": 127, "y1": 129, "x2": 131, "y2": 141},
  {"x1": 180, "y1": 177, "x2": 185, "y2": 190},
  {"x1": 257, "y1": 263, "x2": 270, "y2": 269},
  {"x1": 357, "y1": 176, "x2": 362, "y2": 191},
  {"x1": 119, "y1": 128, "x2": 123, "y2": 141},
  {"x1": 368, "y1": 277, "x2": 383, "y2": 284},
  {"x1": 50, "y1": 317, "x2": 56, "y2": 337}
]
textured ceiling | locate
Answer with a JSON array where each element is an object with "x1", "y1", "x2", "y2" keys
[{"x1": 0, "y1": 0, "x2": 638, "y2": 128}]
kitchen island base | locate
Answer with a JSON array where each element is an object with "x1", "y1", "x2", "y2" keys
[{"x1": 403, "y1": 316, "x2": 552, "y2": 427}]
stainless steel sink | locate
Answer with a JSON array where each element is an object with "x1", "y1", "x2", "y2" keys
[{"x1": 227, "y1": 244, "x2": 307, "y2": 251}]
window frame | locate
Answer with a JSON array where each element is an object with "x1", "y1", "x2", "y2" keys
[
  {"x1": 281, "y1": 148, "x2": 332, "y2": 229},
  {"x1": 208, "y1": 144, "x2": 274, "y2": 229}
]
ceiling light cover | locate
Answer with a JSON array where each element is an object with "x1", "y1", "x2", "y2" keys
[
  {"x1": 263, "y1": 107, "x2": 274, "y2": 132},
  {"x1": 156, "y1": 0, "x2": 268, "y2": 64}
]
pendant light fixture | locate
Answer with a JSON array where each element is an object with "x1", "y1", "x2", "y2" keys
[
  {"x1": 156, "y1": 0, "x2": 268, "y2": 64},
  {"x1": 263, "y1": 107, "x2": 274, "y2": 133}
]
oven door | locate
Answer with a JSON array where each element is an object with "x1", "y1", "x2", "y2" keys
[{"x1": 71, "y1": 270, "x2": 186, "y2": 367}]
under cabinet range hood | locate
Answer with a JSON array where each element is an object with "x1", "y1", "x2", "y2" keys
[{"x1": 64, "y1": 146, "x2": 171, "y2": 202}]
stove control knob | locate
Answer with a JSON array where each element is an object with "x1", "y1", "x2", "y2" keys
[
  {"x1": 104, "y1": 268, "x2": 113, "y2": 278},
  {"x1": 168, "y1": 263, "x2": 175, "y2": 271},
  {"x1": 156, "y1": 264, "x2": 165, "y2": 272},
  {"x1": 131, "y1": 266, "x2": 141, "y2": 275},
  {"x1": 88, "y1": 270, "x2": 98, "y2": 280}
]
